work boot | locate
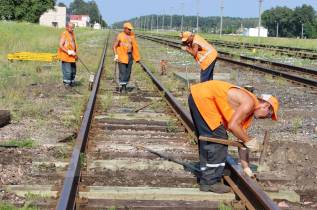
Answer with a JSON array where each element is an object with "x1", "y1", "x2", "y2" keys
[
  {"x1": 200, "y1": 182, "x2": 231, "y2": 193},
  {"x1": 122, "y1": 84, "x2": 127, "y2": 93},
  {"x1": 245, "y1": 138, "x2": 261, "y2": 152},
  {"x1": 64, "y1": 83, "x2": 71, "y2": 89}
]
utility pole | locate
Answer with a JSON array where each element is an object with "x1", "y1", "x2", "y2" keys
[
  {"x1": 181, "y1": 1, "x2": 184, "y2": 32},
  {"x1": 258, "y1": 0, "x2": 263, "y2": 37},
  {"x1": 170, "y1": 7, "x2": 173, "y2": 30},
  {"x1": 196, "y1": 0, "x2": 199, "y2": 33},
  {"x1": 301, "y1": 22, "x2": 304, "y2": 39},
  {"x1": 162, "y1": 11, "x2": 165, "y2": 31},
  {"x1": 150, "y1": 15, "x2": 153, "y2": 32},
  {"x1": 220, "y1": 0, "x2": 224, "y2": 37},
  {"x1": 145, "y1": 16, "x2": 147, "y2": 31},
  {"x1": 276, "y1": 21, "x2": 279, "y2": 37},
  {"x1": 156, "y1": 14, "x2": 159, "y2": 32}
]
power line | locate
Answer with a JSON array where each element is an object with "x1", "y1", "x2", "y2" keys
[{"x1": 220, "y1": 0, "x2": 224, "y2": 37}]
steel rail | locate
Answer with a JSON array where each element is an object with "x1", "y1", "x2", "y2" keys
[
  {"x1": 137, "y1": 34, "x2": 317, "y2": 87},
  {"x1": 56, "y1": 31, "x2": 110, "y2": 210},
  {"x1": 139, "y1": 61, "x2": 280, "y2": 210},
  {"x1": 150, "y1": 33, "x2": 317, "y2": 59}
]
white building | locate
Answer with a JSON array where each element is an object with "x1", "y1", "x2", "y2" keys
[
  {"x1": 70, "y1": 15, "x2": 90, "y2": 27},
  {"x1": 93, "y1": 23, "x2": 101, "y2": 30},
  {"x1": 243, "y1": 27, "x2": 268, "y2": 37},
  {"x1": 39, "y1": 6, "x2": 66, "y2": 28}
]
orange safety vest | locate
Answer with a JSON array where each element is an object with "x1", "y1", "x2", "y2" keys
[
  {"x1": 115, "y1": 32, "x2": 140, "y2": 64},
  {"x1": 57, "y1": 31, "x2": 78, "y2": 63},
  {"x1": 191, "y1": 80, "x2": 259, "y2": 131},
  {"x1": 192, "y1": 34, "x2": 218, "y2": 71}
]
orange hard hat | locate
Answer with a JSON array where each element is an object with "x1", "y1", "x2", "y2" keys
[
  {"x1": 260, "y1": 94, "x2": 279, "y2": 121},
  {"x1": 180, "y1": 31, "x2": 192, "y2": 42},
  {"x1": 123, "y1": 22, "x2": 133, "y2": 30}
]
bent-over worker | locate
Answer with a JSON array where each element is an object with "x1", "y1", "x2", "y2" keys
[
  {"x1": 57, "y1": 22, "x2": 78, "y2": 88},
  {"x1": 188, "y1": 80, "x2": 279, "y2": 193},
  {"x1": 180, "y1": 31, "x2": 218, "y2": 82},
  {"x1": 113, "y1": 22, "x2": 140, "y2": 92}
]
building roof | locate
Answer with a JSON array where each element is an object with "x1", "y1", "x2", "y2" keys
[{"x1": 70, "y1": 15, "x2": 89, "y2": 21}]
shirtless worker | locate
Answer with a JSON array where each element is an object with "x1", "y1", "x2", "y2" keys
[
  {"x1": 188, "y1": 80, "x2": 279, "y2": 193},
  {"x1": 180, "y1": 31, "x2": 218, "y2": 82},
  {"x1": 113, "y1": 22, "x2": 140, "y2": 92}
]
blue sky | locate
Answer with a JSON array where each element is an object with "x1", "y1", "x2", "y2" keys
[{"x1": 59, "y1": 0, "x2": 317, "y2": 24}]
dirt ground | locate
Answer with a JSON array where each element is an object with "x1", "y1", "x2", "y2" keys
[{"x1": 137, "y1": 37, "x2": 317, "y2": 209}]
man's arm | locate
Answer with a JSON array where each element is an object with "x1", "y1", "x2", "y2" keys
[
  {"x1": 227, "y1": 90, "x2": 255, "y2": 142},
  {"x1": 59, "y1": 35, "x2": 68, "y2": 53},
  {"x1": 185, "y1": 43, "x2": 199, "y2": 57},
  {"x1": 112, "y1": 35, "x2": 120, "y2": 55}
]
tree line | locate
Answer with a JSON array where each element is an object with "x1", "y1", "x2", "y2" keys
[
  {"x1": 0, "y1": 0, "x2": 107, "y2": 27},
  {"x1": 262, "y1": 4, "x2": 317, "y2": 38},
  {"x1": 113, "y1": 4, "x2": 316, "y2": 38},
  {"x1": 113, "y1": 15, "x2": 258, "y2": 34}
]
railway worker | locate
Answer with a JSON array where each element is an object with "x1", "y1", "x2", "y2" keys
[
  {"x1": 57, "y1": 22, "x2": 78, "y2": 88},
  {"x1": 180, "y1": 31, "x2": 218, "y2": 82},
  {"x1": 113, "y1": 22, "x2": 140, "y2": 92},
  {"x1": 188, "y1": 80, "x2": 279, "y2": 193}
]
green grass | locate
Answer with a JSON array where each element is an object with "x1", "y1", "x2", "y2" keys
[
  {"x1": 0, "y1": 138, "x2": 36, "y2": 148},
  {"x1": 147, "y1": 30, "x2": 317, "y2": 50},
  {"x1": 0, "y1": 202, "x2": 37, "y2": 210},
  {"x1": 0, "y1": 21, "x2": 106, "y2": 135},
  {"x1": 218, "y1": 202, "x2": 233, "y2": 210}
]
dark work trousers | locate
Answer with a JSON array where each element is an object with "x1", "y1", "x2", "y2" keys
[
  {"x1": 118, "y1": 53, "x2": 133, "y2": 85},
  {"x1": 188, "y1": 94, "x2": 228, "y2": 185},
  {"x1": 200, "y1": 59, "x2": 217, "y2": 82},
  {"x1": 61, "y1": 61, "x2": 76, "y2": 85}
]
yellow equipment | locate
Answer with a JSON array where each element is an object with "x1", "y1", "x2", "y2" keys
[{"x1": 7, "y1": 52, "x2": 59, "y2": 62}]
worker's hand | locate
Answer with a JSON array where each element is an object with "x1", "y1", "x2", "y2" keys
[
  {"x1": 244, "y1": 137, "x2": 261, "y2": 152},
  {"x1": 67, "y1": 50, "x2": 76, "y2": 56},
  {"x1": 114, "y1": 54, "x2": 119, "y2": 62},
  {"x1": 181, "y1": 46, "x2": 187, "y2": 51}
]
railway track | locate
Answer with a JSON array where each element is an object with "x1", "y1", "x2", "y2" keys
[
  {"x1": 137, "y1": 34, "x2": 317, "y2": 88},
  {"x1": 151, "y1": 33, "x2": 317, "y2": 60},
  {"x1": 55, "y1": 31, "x2": 280, "y2": 210}
]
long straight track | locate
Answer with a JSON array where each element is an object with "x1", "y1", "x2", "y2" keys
[
  {"x1": 152, "y1": 33, "x2": 317, "y2": 60},
  {"x1": 56, "y1": 31, "x2": 280, "y2": 210},
  {"x1": 137, "y1": 34, "x2": 317, "y2": 88}
]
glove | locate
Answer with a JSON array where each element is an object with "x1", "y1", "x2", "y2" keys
[
  {"x1": 67, "y1": 50, "x2": 76, "y2": 56},
  {"x1": 114, "y1": 54, "x2": 119, "y2": 61},
  {"x1": 244, "y1": 137, "x2": 261, "y2": 152},
  {"x1": 181, "y1": 46, "x2": 187, "y2": 51},
  {"x1": 243, "y1": 167, "x2": 255, "y2": 178}
]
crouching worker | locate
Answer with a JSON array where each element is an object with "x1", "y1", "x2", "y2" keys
[
  {"x1": 113, "y1": 22, "x2": 140, "y2": 92},
  {"x1": 57, "y1": 22, "x2": 78, "y2": 88},
  {"x1": 188, "y1": 80, "x2": 279, "y2": 193},
  {"x1": 180, "y1": 31, "x2": 218, "y2": 82}
]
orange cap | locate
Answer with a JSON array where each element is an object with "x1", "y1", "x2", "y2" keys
[
  {"x1": 123, "y1": 22, "x2": 133, "y2": 30},
  {"x1": 180, "y1": 31, "x2": 192, "y2": 42},
  {"x1": 260, "y1": 94, "x2": 279, "y2": 121}
]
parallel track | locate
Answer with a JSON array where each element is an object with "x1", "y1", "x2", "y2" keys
[
  {"x1": 137, "y1": 34, "x2": 317, "y2": 88},
  {"x1": 152, "y1": 33, "x2": 317, "y2": 60},
  {"x1": 56, "y1": 31, "x2": 280, "y2": 210}
]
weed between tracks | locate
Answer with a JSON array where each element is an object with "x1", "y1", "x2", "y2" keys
[{"x1": 0, "y1": 138, "x2": 36, "y2": 148}]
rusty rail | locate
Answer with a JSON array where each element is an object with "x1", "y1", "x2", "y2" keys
[
  {"x1": 139, "y1": 61, "x2": 280, "y2": 210},
  {"x1": 137, "y1": 34, "x2": 317, "y2": 87},
  {"x1": 56, "y1": 31, "x2": 110, "y2": 210}
]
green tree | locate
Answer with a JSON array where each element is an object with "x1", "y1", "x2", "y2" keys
[
  {"x1": 0, "y1": 0, "x2": 55, "y2": 22},
  {"x1": 69, "y1": 0, "x2": 107, "y2": 27},
  {"x1": 262, "y1": 4, "x2": 317, "y2": 38},
  {"x1": 262, "y1": 6, "x2": 294, "y2": 37}
]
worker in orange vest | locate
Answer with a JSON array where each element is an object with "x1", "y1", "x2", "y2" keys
[
  {"x1": 188, "y1": 80, "x2": 279, "y2": 193},
  {"x1": 57, "y1": 22, "x2": 78, "y2": 88},
  {"x1": 180, "y1": 31, "x2": 218, "y2": 82},
  {"x1": 113, "y1": 22, "x2": 140, "y2": 92}
]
